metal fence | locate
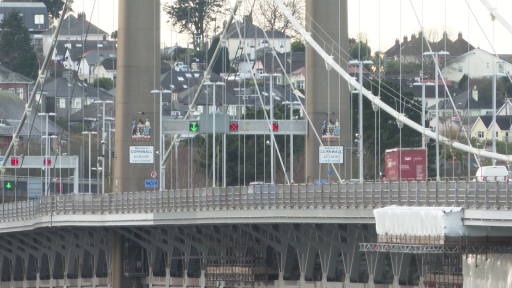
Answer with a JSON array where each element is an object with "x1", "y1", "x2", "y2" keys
[{"x1": 1, "y1": 181, "x2": 511, "y2": 222}]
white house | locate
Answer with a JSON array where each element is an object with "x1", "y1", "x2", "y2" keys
[
  {"x1": 290, "y1": 67, "x2": 305, "y2": 90},
  {"x1": 223, "y1": 15, "x2": 291, "y2": 61},
  {"x1": 94, "y1": 58, "x2": 117, "y2": 82},
  {"x1": 441, "y1": 48, "x2": 512, "y2": 81}
]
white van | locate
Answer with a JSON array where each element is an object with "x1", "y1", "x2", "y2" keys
[{"x1": 475, "y1": 166, "x2": 509, "y2": 182}]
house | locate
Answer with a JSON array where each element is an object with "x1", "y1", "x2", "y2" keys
[
  {"x1": 51, "y1": 40, "x2": 117, "y2": 81},
  {"x1": 471, "y1": 115, "x2": 512, "y2": 143},
  {"x1": 94, "y1": 58, "x2": 117, "y2": 82},
  {"x1": 42, "y1": 12, "x2": 109, "y2": 55},
  {"x1": 497, "y1": 99, "x2": 512, "y2": 116},
  {"x1": 0, "y1": 91, "x2": 61, "y2": 148},
  {"x1": 0, "y1": 64, "x2": 34, "y2": 102},
  {"x1": 441, "y1": 48, "x2": 512, "y2": 82},
  {"x1": 289, "y1": 67, "x2": 305, "y2": 90},
  {"x1": 427, "y1": 87, "x2": 496, "y2": 134},
  {"x1": 42, "y1": 71, "x2": 114, "y2": 119},
  {"x1": 0, "y1": 2, "x2": 49, "y2": 48},
  {"x1": 81, "y1": 50, "x2": 117, "y2": 82},
  {"x1": 223, "y1": 15, "x2": 291, "y2": 61},
  {"x1": 385, "y1": 32, "x2": 474, "y2": 65}
]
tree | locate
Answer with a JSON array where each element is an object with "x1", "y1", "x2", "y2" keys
[
  {"x1": 10, "y1": 0, "x2": 66, "y2": 24},
  {"x1": 110, "y1": 30, "x2": 118, "y2": 40},
  {"x1": 256, "y1": 0, "x2": 305, "y2": 39},
  {"x1": 349, "y1": 41, "x2": 371, "y2": 61},
  {"x1": 207, "y1": 37, "x2": 230, "y2": 74},
  {"x1": 92, "y1": 77, "x2": 114, "y2": 91},
  {"x1": 291, "y1": 40, "x2": 305, "y2": 52},
  {"x1": 164, "y1": 0, "x2": 224, "y2": 50},
  {"x1": 0, "y1": 10, "x2": 39, "y2": 79}
]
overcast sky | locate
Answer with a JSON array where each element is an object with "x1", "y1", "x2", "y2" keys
[{"x1": 70, "y1": 0, "x2": 512, "y2": 54}]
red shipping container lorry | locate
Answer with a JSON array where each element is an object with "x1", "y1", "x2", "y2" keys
[{"x1": 384, "y1": 148, "x2": 427, "y2": 181}]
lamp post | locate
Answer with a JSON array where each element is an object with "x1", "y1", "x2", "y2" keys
[
  {"x1": 38, "y1": 112, "x2": 56, "y2": 196},
  {"x1": 93, "y1": 100, "x2": 113, "y2": 194},
  {"x1": 151, "y1": 89, "x2": 172, "y2": 191},
  {"x1": 484, "y1": 64, "x2": 506, "y2": 165},
  {"x1": 414, "y1": 82, "x2": 435, "y2": 179},
  {"x1": 348, "y1": 60, "x2": 373, "y2": 182},
  {"x1": 423, "y1": 51, "x2": 449, "y2": 181},
  {"x1": 82, "y1": 131, "x2": 97, "y2": 193},
  {"x1": 204, "y1": 81, "x2": 225, "y2": 187},
  {"x1": 104, "y1": 118, "x2": 115, "y2": 186},
  {"x1": 260, "y1": 73, "x2": 281, "y2": 184}
]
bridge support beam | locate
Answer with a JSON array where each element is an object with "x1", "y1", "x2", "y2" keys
[{"x1": 111, "y1": 231, "x2": 122, "y2": 288}]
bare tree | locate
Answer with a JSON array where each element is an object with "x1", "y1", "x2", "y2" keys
[{"x1": 255, "y1": 0, "x2": 305, "y2": 39}]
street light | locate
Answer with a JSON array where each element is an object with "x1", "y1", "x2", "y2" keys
[
  {"x1": 151, "y1": 89, "x2": 172, "y2": 191},
  {"x1": 349, "y1": 60, "x2": 373, "y2": 182},
  {"x1": 423, "y1": 51, "x2": 449, "y2": 181},
  {"x1": 38, "y1": 112, "x2": 56, "y2": 196},
  {"x1": 92, "y1": 100, "x2": 113, "y2": 194},
  {"x1": 414, "y1": 82, "x2": 435, "y2": 179},
  {"x1": 484, "y1": 65, "x2": 506, "y2": 165},
  {"x1": 260, "y1": 73, "x2": 281, "y2": 184},
  {"x1": 82, "y1": 131, "x2": 97, "y2": 193},
  {"x1": 204, "y1": 81, "x2": 225, "y2": 187}
]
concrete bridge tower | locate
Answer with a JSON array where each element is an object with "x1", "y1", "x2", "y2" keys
[{"x1": 305, "y1": 0, "x2": 351, "y2": 182}]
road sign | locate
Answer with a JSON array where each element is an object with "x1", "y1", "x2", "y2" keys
[
  {"x1": 189, "y1": 122, "x2": 199, "y2": 132},
  {"x1": 150, "y1": 170, "x2": 157, "y2": 179},
  {"x1": 229, "y1": 122, "x2": 239, "y2": 131},
  {"x1": 328, "y1": 169, "x2": 333, "y2": 175},
  {"x1": 319, "y1": 146, "x2": 344, "y2": 164},
  {"x1": 0, "y1": 157, "x2": 4, "y2": 163},
  {"x1": 129, "y1": 146, "x2": 154, "y2": 164},
  {"x1": 145, "y1": 179, "x2": 158, "y2": 188},
  {"x1": 314, "y1": 179, "x2": 328, "y2": 184}
]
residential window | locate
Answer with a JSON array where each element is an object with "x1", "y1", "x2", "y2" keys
[
  {"x1": 458, "y1": 66, "x2": 463, "y2": 73},
  {"x1": 72, "y1": 98, "x2": 81, "y2": 108},
  {"x1": 34, "y1": 14, "x2": 44, "y2": 25},
  {"x1": 498, "y1": 63, "x2": 505, "y2": 74},
  {"x1": 59, "y1": 98, "x2": 66, "y2": 108},
  {"x1": 496, "y1": 131, "x2": 499, "y2": 138},
  {"x1": 0, "y1": 14, "x2": 4, "y2": 22},
  {"x1": 296, "y1": 80, "x2": 305, "y2": 89},
  {"x1": 16, "y1": 88, "x2": 23, "y2": 99},
  {"x1": 276, "y1": 76, "x2": 282, "y2": 84},
  {"x1": 247, "y1": 40, "x2": 252, "y2": 46},
  {"x1": 279, "y1": 40, "x2": 285, "y2": 47},
  {"x1": 177, "y1": 77, "x2": 185, "y2": 81},
  {"x1": 8, "y1": 88, "x2": 14, "y2": 93},
  {"x1": 477, "y1": 131, "x2": 484, "y2": 139}
]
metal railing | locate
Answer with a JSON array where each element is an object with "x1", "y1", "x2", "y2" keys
[{"x1": 1, "y1": 180, "x2": 511, "y2": 222}]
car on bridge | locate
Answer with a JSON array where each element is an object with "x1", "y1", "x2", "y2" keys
[{"x1": 475, "y1": 165, "x2": 509, "y2": 182}]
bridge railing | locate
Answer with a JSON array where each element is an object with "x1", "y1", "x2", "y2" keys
[{"x1": 0, "y1": 181, "x2": 511, "y2": 222}]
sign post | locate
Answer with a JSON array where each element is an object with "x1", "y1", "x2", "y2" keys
[{"x1": 318, "y1": 146, "x2": 344, "y2": 164}]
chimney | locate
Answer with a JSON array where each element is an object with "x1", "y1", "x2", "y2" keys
[
  {"x1": 395, "y1": 38, "x2": 399, "y2": 46},
  {"x1": 98, "y1": 54, "x2": 104, "y2": 65},
  {"x1": 250, "y1": 45, "x2": 255, "y2": 61},
  {"x1": 243, "y1": 15, "x2": 252, "y2": 25},
  {"x1": 458, "y1": 32, "x2": 463, "y2": 39},
  {"x1": 472, "y1": 86, "x2": 478, "y2": 101},
  {"x1": 411, "y1": 33, "x2": 416, "y2": 41},
  {"x1": 403, "y1": 35, "x2": 408, "y2": 43}
]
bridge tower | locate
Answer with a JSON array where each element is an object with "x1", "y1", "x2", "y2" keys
[
  {"x1": 305, "y1": 0, "x2": 351, "y2": 182},
  {"x1": 114, "y1": 1, "x2": 160, "y2": 288},
  {"x1": 114, "y1": 1, "x2": 161, "y2": 193}
]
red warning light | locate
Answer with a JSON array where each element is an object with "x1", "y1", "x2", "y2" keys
[
  {"x1": 271, "y1": 122, "x2": 279, "y2": 132},
  {"x1": 57, "y1": 183, "x2": 61, "y2": 191},
  {"x1": 229, "y1": 122, "x2": 239, "y2": 132},
  {"x1": 10, "y1": 157, "x2": 19, "y2": 166},
  {"x1": 44, "y1": 158, "x2": 51, "y2": 166}
]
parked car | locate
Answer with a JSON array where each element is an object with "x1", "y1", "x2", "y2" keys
[
  {"x1": 475, "y1": 166, "x2": 509, "y2": 182},
  {"x1": 179, "y1": 65, "x2": 189, "y2": 72},
  {"x1": 174, "y1": 62, "x2": 184, "y2": 71}
]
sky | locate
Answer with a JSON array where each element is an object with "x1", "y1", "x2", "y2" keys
[{"x1": 69, "y1": 0, "x2": 512, "y2": 54}]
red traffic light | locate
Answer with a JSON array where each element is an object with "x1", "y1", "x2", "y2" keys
[
  {"x1": 229, "y1": 122, "x2": 238, "y2": 132},
  {"x1": 10, "y1": 157, "x2": 19, "y2": 166},
  {"x1": 44, "y1": 158, "x2": 51, "y2": 166},
  {"x1": 271, "y1": 122, "x2": 279, "y2": 132}
]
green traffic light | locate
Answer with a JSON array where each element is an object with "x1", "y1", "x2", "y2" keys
[
  {"x1": 190, "y1": 122, "x2": 198, "y2": 132},
  {"x1": 5, "y1": 182, "x2": 12, "y2": 189}
]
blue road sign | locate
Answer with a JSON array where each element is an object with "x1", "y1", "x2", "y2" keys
[
  {"x1": 145, "y1": 179, "x2": 158, "y2": 188},
  {"x1": 328, "y1": 169, "x2": 333, "y2": 175},
  {"x1": 0, "y1": 157, "x2": 4, "y2": 163},
  {"x1": 314, "y1": 179, "x2": 328, "y2": 184}
]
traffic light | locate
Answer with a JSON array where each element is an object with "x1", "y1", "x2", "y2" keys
[
  {"x1": 4, "y1": 181, "x2": 13, "y2": 190},
  {"x1": 271, "y1": 122, "x2": 279, "y2": 132},
  {"x1": 44, "y1": 157, "x2": 51, "y2": 166},
  {"x1": 10, "y1": 157, "x2": 19, "y2": 166},
  {"x1": 229, "y1": 121, "x2": 238, "y2": 132},
  {"x1": 189, "y1": 122, "x2": 199, "y2": 132}
]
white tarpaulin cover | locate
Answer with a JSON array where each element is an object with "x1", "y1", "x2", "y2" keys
[
  {"x1": 374, "y1": 206, "x2": 463, "y2": 236},
  {"x1": 464, "y1": 254, "x2": 512, "y2": 288}
]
